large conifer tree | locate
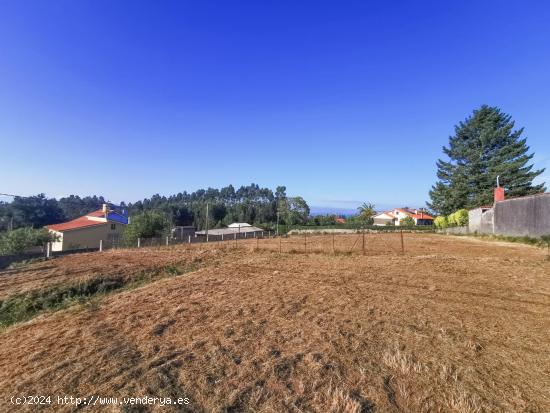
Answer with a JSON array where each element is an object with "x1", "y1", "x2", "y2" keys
[{"x1": 428, "y1": 105, "x2": 545, "y2": 215}]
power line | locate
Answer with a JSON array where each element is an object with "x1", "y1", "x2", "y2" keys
[{"x1": 0, "y1": 193, "x2": 30, "y2": 198}]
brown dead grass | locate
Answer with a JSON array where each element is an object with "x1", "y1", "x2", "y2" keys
[{"x1": 0, "y1": 234, "x2": 549, "y2": 412}]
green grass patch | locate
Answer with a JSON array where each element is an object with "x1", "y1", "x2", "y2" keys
[
  {"x1": 6, "y1": 257, "x2": 46, "y2": 270},
  {"x1": 0, "y1": 261, "x2": 199, "y2": 329}
]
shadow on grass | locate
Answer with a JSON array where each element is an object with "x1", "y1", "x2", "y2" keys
[{"x1": 0, "y1": 262, "x2": 199, "y2": 329}]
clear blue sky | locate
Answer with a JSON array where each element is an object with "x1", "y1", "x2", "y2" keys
[{"x1": 1, "y1": 1, "x2": 549, "y2": 211}]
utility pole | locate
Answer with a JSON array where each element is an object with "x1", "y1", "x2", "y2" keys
[{"x1": 205, "y1": 202, "x2": 209, "y2": 242}]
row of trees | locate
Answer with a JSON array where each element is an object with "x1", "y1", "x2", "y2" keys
[
  {"x1": 0, "y1": 184, "x2": 311, "y2": 232},
  {"x1": 0, "y1": 195, "x2": 109, "y2": 231}
]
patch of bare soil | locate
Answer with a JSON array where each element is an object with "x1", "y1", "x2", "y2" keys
[{"x1": 0, "y1": 234, "x2": 549, "y2": 412}]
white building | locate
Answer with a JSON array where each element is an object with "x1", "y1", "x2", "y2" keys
[{"x1": 372, "y1": 208, "x2": 434, "y2": 226}]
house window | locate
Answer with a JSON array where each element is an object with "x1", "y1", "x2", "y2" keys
[{"x1": 111, "y1": 223, "x2": 116, "y2": 230}]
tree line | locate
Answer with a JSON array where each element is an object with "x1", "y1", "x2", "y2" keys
[{"x1": 0, "y1": 184, "x2": 310, "y2": 232}]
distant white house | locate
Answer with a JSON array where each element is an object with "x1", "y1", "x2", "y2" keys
[
  {"x1": 227, "y1": 223, "x2": 252, "y2": 229},
  {"x1": 373, "y1": 208, "x2": 434, "y2": 226},
  {"x1": 196, "y1": 222, "x2": 264, "y2": 238}
]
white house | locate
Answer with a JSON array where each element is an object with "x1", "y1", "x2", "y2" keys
[
  {"x1": 373, "y1": 208, "x2": 434, "y2": 226},
  {"x1": 46, "y1": 204, "x2": 128, "y2": 251}
]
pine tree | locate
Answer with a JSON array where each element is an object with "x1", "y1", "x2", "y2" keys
[{"x1": 428, "y1": 105, "x2": 545, "y2": 215}]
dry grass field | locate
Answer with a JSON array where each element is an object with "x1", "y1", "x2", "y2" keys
[{"x1": 0, "y1": 233, "x2": 549, "y2": 412}]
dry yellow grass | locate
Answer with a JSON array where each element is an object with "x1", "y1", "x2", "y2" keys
[{"x1": 0, "y1": 234, "x2": 549, "y2": 412}]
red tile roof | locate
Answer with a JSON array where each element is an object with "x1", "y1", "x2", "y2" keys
[
  {"x1": 86, "y1": 209, "x2": 106, "y2": 218},
  {"x1": 46, "y1": 216, "x2": 106, "y2": 232},
  {"x1": 410, "y1": 213, "x2": 434, "y2": 220}
]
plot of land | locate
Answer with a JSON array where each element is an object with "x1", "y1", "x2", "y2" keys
[{"x1": 0, "y1": 234, "x2": 549, "y2": 412}]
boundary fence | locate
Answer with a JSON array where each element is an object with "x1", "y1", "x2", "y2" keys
[{"x1": 1, "y1": 229, "x2": 414, "y2": 270}]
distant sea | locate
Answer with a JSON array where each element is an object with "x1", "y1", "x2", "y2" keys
[
  {"x1": 310, "y1": 204, "x2": 425, "y2": 216},
  {"x1": 309, "y1": 206, "x2": 358, "y2": 216}
]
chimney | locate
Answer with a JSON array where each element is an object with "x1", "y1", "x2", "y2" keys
[
  {"x1": 494, "y1": 187, "x2": 505, "y2": 202},
  {"x1": 102, "y1": 203, "x2": 109, "y2": 214},
  {"x1": 494, "y1": 175, "x2": 505, "y2": 202}
]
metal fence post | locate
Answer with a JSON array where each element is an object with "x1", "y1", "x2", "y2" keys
[
  {"x1": 137, "y1": 237, "x2": 141, "y2": 248},
  {"x1": 400, "y1": 229, "x2": 404, "y2": 254},
  {"x1": 166, "y1": 236, "x2": 169, "y2": 246},
  {"x1": 46, "y1": 242, "x2": 52, "y2": 259},
  {"x1": 99, "y1": 239, "x2": 103, "y2": 252}
]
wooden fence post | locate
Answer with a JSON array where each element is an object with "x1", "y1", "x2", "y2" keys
[
  {"x1": 46, "y1": 242, "x2": 52, "y2": 258},
  {"x1": 137, "y1": 237, "x2": 141, "y2": 248},
  {"x1": 400, "y1": 229, "x2": 404, "y2": 254},
  {"x1": 166, "y1": 236, "x2": 169, "y2": 246},
  {"x1": 332, "y1": 233, "x2": 335, "y2": 254},
  {"x1": 279, "y1": 236, "x2": 282, "y2": 254},
  {"x1": 304, "y1": 232, "x2": 307, "y2": 254},
  {"x1": 362, "y1": 230, "x2": 365, "y2": 256},
  {"x1": 99, "y1": 239, "x2": 103, "y2": 252}
]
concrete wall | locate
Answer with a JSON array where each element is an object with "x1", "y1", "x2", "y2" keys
[
  {"x1": 469, "y1": 208, "x2": 483, "y2": 232},
  {"x1": 437, "y1": 226, "x2": 469, "y2": 235},
  {"x1": 469, "y1": 207, "x2": 494, "y2": 234},
  {"x1": 494, "y1": 193, "x2": 550, "y2": 237}
]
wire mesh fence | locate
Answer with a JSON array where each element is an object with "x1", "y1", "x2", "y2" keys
[
  {"x1": 107, "y1": 230, "x2": 408, "y2": 257},
  {"x1": 37, "y1": 228, "x2": 409, "y2": 262}
]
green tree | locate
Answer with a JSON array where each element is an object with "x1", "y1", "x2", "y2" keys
[
  {"x1": 0, "y1": 227, "x2": 57, "y2": 254},
  {"x1": 357, "y1": 202, "x2": 376, "y2": 225},
  {"x1": 400, "y1": 216, "x2": 415, "y2": 227},
  {"x1": 284, "y1": 197, "x2": 310, "y2": 225},
  {"x1": 428, "y1": 105, "x2": 546, "y2": 215},
  {"x1": 10, "y1": 194, "x2": 64, "y2": 228},
  {"x1": 123, "y1": 211, "x2": 170, "y2": 246}
]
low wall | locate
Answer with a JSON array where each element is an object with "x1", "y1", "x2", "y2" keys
[
  {"x1": 494, "y1": 193, "x2": 550, "y2": 237},
  {"x1": 437, "y1": 226, "x2": 469, "y2": 235}
]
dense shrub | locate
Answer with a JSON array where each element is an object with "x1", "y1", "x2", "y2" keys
[
  {"x1": 435, "y1": 209, "x2": 468, "y2": 229},
  {"x1": 452, "y1": 209, "x2": 469, "y2": 226},
  {"x1": 400, "y1": 216, "x2": 415, "y2": 226},
  {"x1": 0, "y1": 228, "x2": 56, "y2": 255},
  {"x1": 433, "y1": 216, "x2": 448, "y2": 229}
]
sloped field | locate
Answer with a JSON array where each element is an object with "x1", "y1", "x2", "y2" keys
[{"x1": 0, "y1": 234, "x2": 549, "y2": 412}]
